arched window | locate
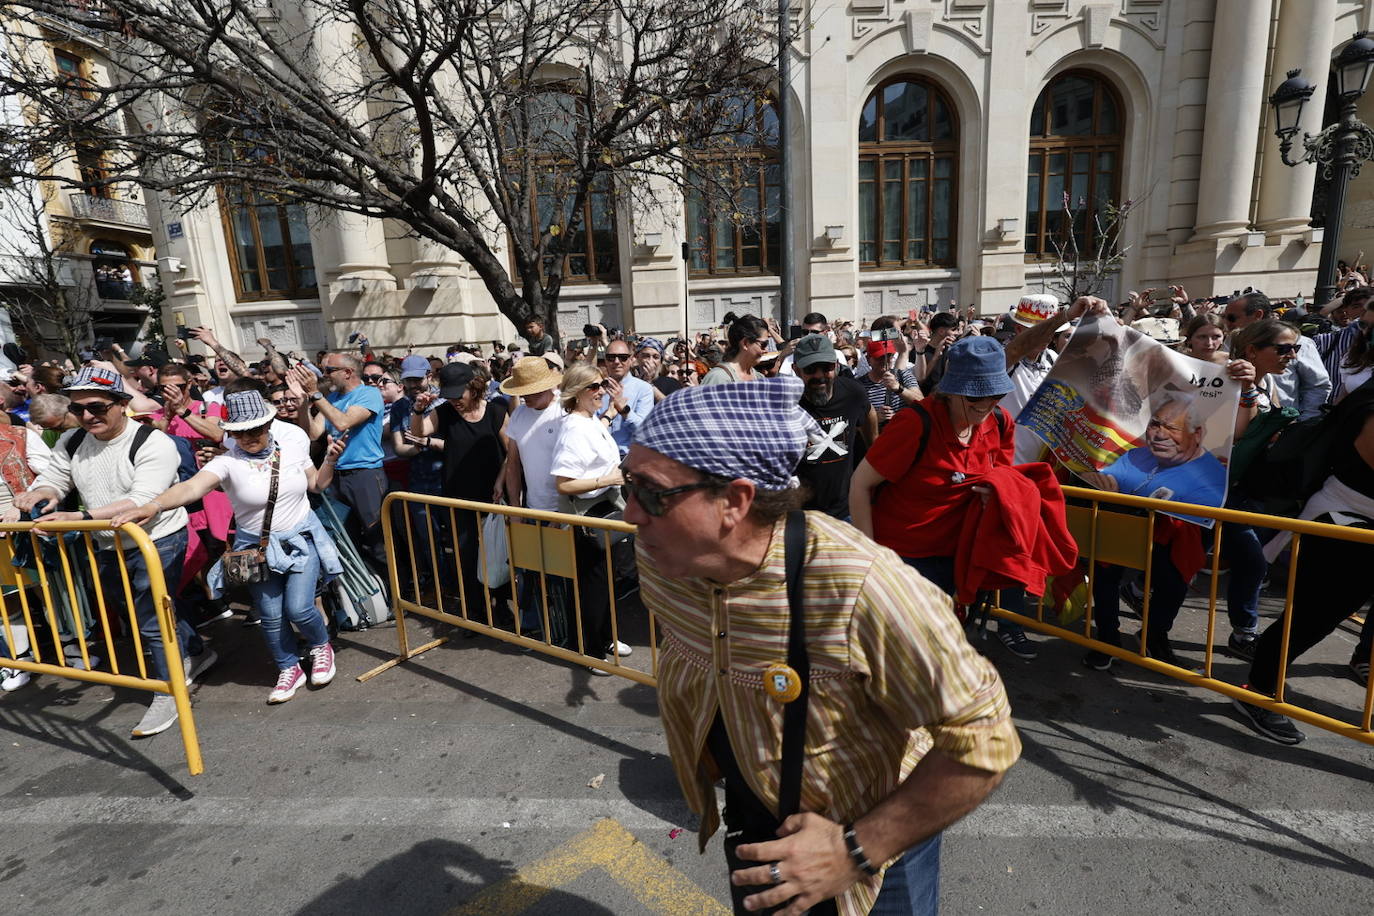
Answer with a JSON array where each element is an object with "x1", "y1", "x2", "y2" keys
[
  {"x1": 1025, "y1": 71, "x2": 1123, "y2": 260},
  {"x1": 685, "y1": 91, "x2": 781, "y2": 276},
  {"x1": 858, "y1": 78, "x2": 958, "y2": 269},
  {"x1": 221, "y1": 187, "x2": 318, "y2": 301},
  {"x1": 514, "y1": 89, "x2": 620, "y2": 285}
]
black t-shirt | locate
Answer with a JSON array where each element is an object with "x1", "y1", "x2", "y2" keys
[
  {"x1": 435, "y1": 399, "x2": 508, "y2": 500},
  {"x1": 797, "y1": 375, "x2": 870, "y2": 518},
  {"x1": 1332, "y1": 382, "x2": 1374, "y2": 498}
]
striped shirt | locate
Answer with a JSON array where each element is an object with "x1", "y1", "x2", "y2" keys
[
  {"x1": 640, "y1": 511, "x2": 1021, "y2": 915},
  {"x1": 1313, "y1": 322, "x2": 1363, "y2": 403}
]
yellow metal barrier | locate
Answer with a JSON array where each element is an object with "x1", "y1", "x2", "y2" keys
[
  {"x1": 370, "y1": 488, "x2": 1374, "y2": 747},
  {"x1": 994, "y1": 486, "x2": 1374, "y2": 746},
  {"x1": 0, "y1": 520, "x2": 204, "y2": 774},
  {"x1": 362, "y1": 492, "x2": 658, "y2": 687}
]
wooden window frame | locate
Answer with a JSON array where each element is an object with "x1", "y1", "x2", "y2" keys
[
  {"x1": 526, "y1": 168, "x2": 621, "y2": 286},
  {"x1": 218, "y1": 188, "x2": 319, "y2": 302},
  {"x1": 1024, "y1": 70, "x2": 1124, "y2": 262},
  {"x1": 858, "y1": 77, "x2": 959, "y2": 271}
]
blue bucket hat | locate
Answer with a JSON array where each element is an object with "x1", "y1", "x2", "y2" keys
[{"x1": 937, "y1": 336, "x2": 1013, "y2": 399}]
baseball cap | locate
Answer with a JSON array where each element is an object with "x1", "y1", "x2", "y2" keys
[
  {"x1": 399, "y1": 355, "x2": 430, "y2": 380},
  {"x1": 793, "y1": 333, "x2": 837, "y2": 369},
  {"x1": 437, "y1": 361, "x2": 475, "y2": 398}
]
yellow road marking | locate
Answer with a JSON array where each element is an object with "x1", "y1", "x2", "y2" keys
[{"x1": 448, "y1": 818, "x2": 727, "y2": 916}]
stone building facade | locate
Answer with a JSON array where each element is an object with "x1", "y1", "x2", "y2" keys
[{"x1": 140, "y1": 0, "x2": 1374, "y2": 357}]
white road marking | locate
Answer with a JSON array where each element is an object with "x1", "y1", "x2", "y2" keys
[{"x1": 4, "y1": 796, "x2": 1372, "y2": 846}]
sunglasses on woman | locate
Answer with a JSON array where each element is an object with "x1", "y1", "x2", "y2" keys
[
  {"x1": 362, "y1": 373, "x2": 386, "y2": 384},
  {"x1": 1269, "y1": 343, "x2": 1299, "y2": 356},
  {"x1": 583, "y1": 381, "x2": 604, "y2": 392},
  {"x1": 620, "y1": 464, "x2": 720, "y2": 517}
]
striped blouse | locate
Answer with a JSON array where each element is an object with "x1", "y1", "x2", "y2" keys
[{"x1": 640, "y1": 511, "x2": 1021, "y2": 916}]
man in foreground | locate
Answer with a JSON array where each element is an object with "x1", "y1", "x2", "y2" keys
[{"x1": 625, "y1": 376, "x2": 1020, "y2": 915}]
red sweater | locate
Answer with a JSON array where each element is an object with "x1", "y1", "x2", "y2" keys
[{"x1": 952, "y1": 463, "x2": 1079, "y2": 603}]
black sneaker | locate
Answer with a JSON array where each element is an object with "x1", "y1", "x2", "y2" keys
[
  {"x1": 1231, "y1": 698, "x2": 1305, "y2": 745},
  {"x1": 997, "y1": 628, "x2": 1037, "y2": 660},
  {"x1": 1146, "y1": 632, "x2": 1180, "y2": 668},
  {"x1": 1082, "y1": 648, "x2": 1114, "y2": 671},
  {"x1": 1350, "y1": 657, "x2": 1370, "y2": 686},
  {"x1": 1227, "y1": 632, "x2": 1257, "y2": 661}
]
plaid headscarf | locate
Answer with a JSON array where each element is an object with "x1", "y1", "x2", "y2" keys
[
  {"x1": 633, "y1": 376, "x2": 817, "y2": 490},
  {"x1": 636, "y1": 336, "x2": 665, "y2": 354}
]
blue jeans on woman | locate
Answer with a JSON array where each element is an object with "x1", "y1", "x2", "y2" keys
[
  {"x1": 1215, "y1": 495, "x2": 1267, "y2": 637},
  {"x1": 240, "y1": 530, "x2": 329, "y2": 671},
  {"x1": 902, "y1": 555, "x2": 1027, "y2": 637}
]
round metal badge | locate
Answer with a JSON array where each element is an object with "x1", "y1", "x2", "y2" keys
[{"x1": 762, "y1": 663, "x2": 802, "y2": 703}]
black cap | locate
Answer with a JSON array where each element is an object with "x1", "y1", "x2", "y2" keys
[
  {"x1": 437, "y1": 361, "x2": 475, "y2": 398},
  {"x1": 125, "y1": 348, "x2": 170, "y2": 369}
]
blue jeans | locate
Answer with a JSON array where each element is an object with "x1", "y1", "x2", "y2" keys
[
  {"x1": 870, "y1": 833, "x2": 942, "y2": 915},
  {"x1": 1214, "y1": 496, "x2": 1267, "y2": 636},
  {"x1": 240, "y1": 531, "x2": 329, "y2": 671},
  {"x1": 902, "y1": 555, "x2": 1026, "y2": 636},
  {"x1": 98, "y1": 528, "x2": 197, "y2": 681}
]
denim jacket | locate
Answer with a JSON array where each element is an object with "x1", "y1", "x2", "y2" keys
[{"x1": 207, "y1": 509, "x2": 343, "y2": 598}]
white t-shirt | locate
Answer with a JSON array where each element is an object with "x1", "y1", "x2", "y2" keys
[
  {"x1": 999, "y1": 349, "x2": 1058, "y2": 465},
  {"x1": 507, "y1": 397, "x2": 563, "y2": 511},
  {"x1": 550, "y1": 412, "x2": 619, "y2": 499},
  {"x1": 1339, "y1": 364, "x2": 1373, "y2": 401},
  {"x1": 202, "y1": 432, "x2": 312, "y2": 534}
]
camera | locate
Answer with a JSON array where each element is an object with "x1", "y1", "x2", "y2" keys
[
  {"x1": 176, "y1": 325, "x2": 192, "y2": 341},
  {"x1": 94, "y1": 336, "x2": 113, "y2": 352},
  {"x1": 583, "y1": 324, "x2": 602, "y2": 338},
  {"x1": 872, "y1": 327, "x2": 903, "y2": 342}
]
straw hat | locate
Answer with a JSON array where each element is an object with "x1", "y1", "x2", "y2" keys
[{"x1": 499, "y1": 355, "x2": 563, "y2": 396}]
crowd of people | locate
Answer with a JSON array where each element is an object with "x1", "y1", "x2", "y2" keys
[{"x1": 0, "y1": 278, "x2": 1370, "y2": 752}]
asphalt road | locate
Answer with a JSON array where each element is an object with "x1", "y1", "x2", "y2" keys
[{"x1": 0, "y1": 595, "x2": 1370, "y2": 916}]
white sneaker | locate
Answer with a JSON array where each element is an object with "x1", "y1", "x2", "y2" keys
[
  {"x1": 1, "y1": 668, "x2": 31, "y2": 692},
  {"x1": 131, "y1": 694, "x2": 179, "y2": 738},
  {"x1": 268, "y1": 665, "x2": 307, "y2": 704},
  {"x1": 184, "y1": 648, "x2": 218, "y2": 686},
  {"x1": 606, "y1": 640, "x2": 632, "y2": 659}
]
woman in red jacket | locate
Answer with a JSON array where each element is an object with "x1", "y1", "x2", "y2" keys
[{"x1": 850, "y1": 335, "x2": 1037, "y2": 661}]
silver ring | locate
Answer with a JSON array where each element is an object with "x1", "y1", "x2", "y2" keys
[{"x1": 769, "y1": 862, "x2": 783, "y2": 885}]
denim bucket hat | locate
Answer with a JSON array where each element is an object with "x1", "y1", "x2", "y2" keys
[{"x1": 937, "y1": 336, "x2": 1013, "y2": 399}]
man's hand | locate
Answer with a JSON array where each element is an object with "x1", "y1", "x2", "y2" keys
[
  {"x1": 604, "y1": 377, "x2": 628, "y2": 412},
  {"x1": 1067, "y1": 295, "x2": 1109, "y2": 321},
  {"x1": 162, "y1": 383, "x2": 189, "y2": 416},
  {"x1": 411, "y1": 391, "x2": 438, "y2": 413},
  {"x1": 879, "y1": 370, "x2": 901, "y2": 392},
  {"x1": 189, "y1": 326, "x2": 218, "y2": 348},
  {"x1": 13, "y1": 488, "x2": 59, "y2": 516},
  {"x1": 732, "y1": 812, "x2": 863, "y2": 916},
  {"x1": 289, "y1": 365, "x2": 318, "y2": 395},
  {"x1": 256, "y1": 336, "x2": 277, "y2": 351},
  {"x1": 877, "y1": 405, "x2": 894, "y2": 424},
  {"x1": 1169, "y1": 284, "x2": 1190, "y2": 305},
  {"x1": 172, "y1": 337, "x2": 189, "y2": 354},
  {"x1": 35, "y1": 510, "x2": 86, "y2": 526}
]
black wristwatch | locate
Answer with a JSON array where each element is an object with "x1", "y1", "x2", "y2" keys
[
  {"x1": 80, "y1": 510, "x2": 93, "y2": 521},
  {"x1": 177, "y1": 408, "x2": 191, "y2": 419}
]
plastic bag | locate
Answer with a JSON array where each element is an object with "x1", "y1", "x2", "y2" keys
[{"x1": 478, "y1": 512, "x2": 511, "y2": 589}]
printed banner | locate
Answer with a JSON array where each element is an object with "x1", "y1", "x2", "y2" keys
[{"x1": 1017, "y1": 312, "x2": 1240, "y2": 527}]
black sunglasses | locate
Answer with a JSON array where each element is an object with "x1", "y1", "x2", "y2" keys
[
  {"x1": 605, "y1": 353, "x2": 632, "y2": 362},
  {"x1": 362, "y1": 373, "x2": 386, "y2": 384},
  {"x1": 801, "y1": 362, "x2": 836, "y2": 374},
  {"x1": 68, "y1": 401, "x2": 117, "y2": 417},
  {"x1": 583, "y1": 381, "x2": 604, "y2": 392},
  {"x1": 269, "y1": 398, "x2": 289, "y2": 406},
  {"x1": 1269, "y1": 342, "x2": 1299, "y2": 356},
  {"x1": 621, "y1": 464, "x2": 721, "y2": 517}
]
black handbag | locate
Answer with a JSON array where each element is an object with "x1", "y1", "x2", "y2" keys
[{"x1": 221, "y1": 448, "x2": 280, "y2": 587}]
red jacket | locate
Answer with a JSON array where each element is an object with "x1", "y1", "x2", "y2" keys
[{"x1": 952, "y1": 463, "x2": 1079, "y2": 603}]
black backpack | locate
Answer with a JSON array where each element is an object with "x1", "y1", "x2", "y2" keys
[
  {"x1": 902, "y1": 399, "x2": 1009, "y2": 465},
  {"x1": 1237, "y1": 378, "x2": 1374, "y2": 515},
  {"x1": 63, "y1": 424, "x2": 202, "y2": 511}
]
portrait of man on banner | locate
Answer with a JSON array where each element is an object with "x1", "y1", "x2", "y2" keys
[{"x1": 1016, "y1": 312, "x2": 1241, "y2": 527}]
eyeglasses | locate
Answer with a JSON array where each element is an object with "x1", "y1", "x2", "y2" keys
[
  {"x1": 621, "y1": 464, "x2": 721, "y2": 517},
  {"x1": 605, "y1": 353, "x2": 631, "y2": 362},
  {"x1": 322, "y1": 365, "x2": 348, "y2": 374},
  {"x1": 68, "y1": 401, "x2": 116, "y2": 417},
  {"x1": 800, "y1": 362, "x2": 836, "y2": 374},
  {"x1": 362, "y1": 373, "x2": 386, "y2": 384},
  {"x1": 1269, "y1": 343, "x2": 1299, "y2": 356},
  {"x1": 269, "y1": 398, "x2": 289, "y2": 406}
]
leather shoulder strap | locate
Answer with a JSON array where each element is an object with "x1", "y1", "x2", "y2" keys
[
  {"x1": 778, "y1": 509, "x2": 809, "y2": 819},
  {"x1": 258, "y1": 447, "x2": 282, "y2": 548}
]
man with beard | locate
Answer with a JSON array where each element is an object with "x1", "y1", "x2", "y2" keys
[{"x1": 794, "y1": 334, "x2": 877, "y2": 520}]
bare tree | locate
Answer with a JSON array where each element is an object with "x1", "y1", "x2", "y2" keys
[
  {"x1": 0, "y1": 0, "x2": 777, "y2": 344},
  {"x1": 0, "y1": 180, "x2": 98, "y2": 362},
  {"x1": 1035, "y1": 191, "x2": 1147, "y2": 302}
]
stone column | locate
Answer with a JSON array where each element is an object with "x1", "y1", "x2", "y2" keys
[
  {"x1": 1256, "y1": 0, "x2": 1337, "y2": 232},
  {"x1": 1190, "y1": 0, "x2": 1272, "y2": 239},
  {"x1": 307, "y1": 13, "x2": 396, "y2": 286}
]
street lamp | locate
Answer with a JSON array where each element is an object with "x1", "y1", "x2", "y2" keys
[{"x1": 1270, "y1": 31, "x2": 1374, "y2": 306}]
